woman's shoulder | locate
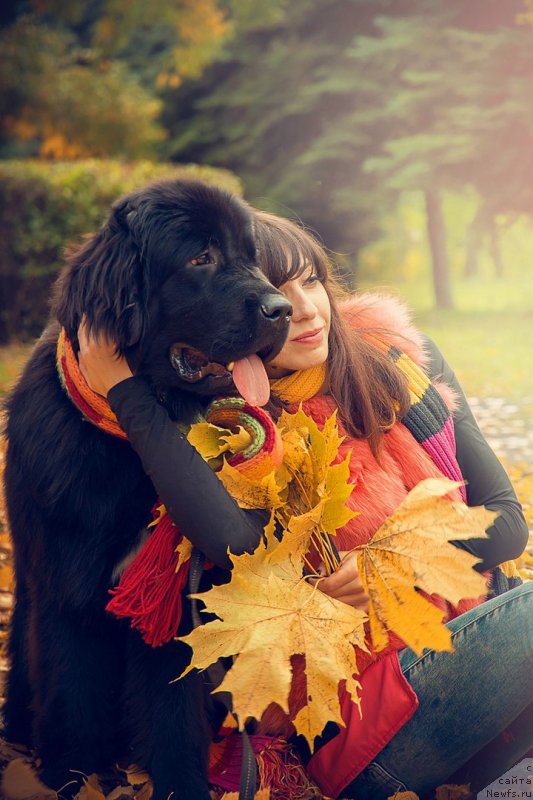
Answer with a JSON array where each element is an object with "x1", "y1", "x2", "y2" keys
[{"x1": 338, "y1": 291, "x2": 429, "y2": 369}]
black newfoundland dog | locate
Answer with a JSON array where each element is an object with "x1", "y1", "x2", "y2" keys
[{"x1": 3, "y1": 179, "x2": 291, "y2": 799}]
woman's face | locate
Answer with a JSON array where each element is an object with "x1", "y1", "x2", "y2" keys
[{"x1": 265, "y1": 264, "x2": 331, "y2": 377}]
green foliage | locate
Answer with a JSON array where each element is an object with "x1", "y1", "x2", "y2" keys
[
  {"x1": 3, "y1": 0, "x2": 533, "y2": 307},
  {"x1": 412, "y1": 291, "x2": 533, "y2": 407},
  {"x1": 0, "y1": 0, "x2": 234, "y2": 158},
  {"x1": 164, "y1": 0, "x2": 396, "y2": 260},
  {"x1": 164, "y1": 0, "x2": 533, "y2": 294},
  {"x1": 359, "y1": 189, "x2": 533, "y2": 285},
  {"x1": 0, "y1": 159, "x2": 241, "y2": 343},
  {"x1": 0, "y1": 18, "x2": 164, "y2": 159}
]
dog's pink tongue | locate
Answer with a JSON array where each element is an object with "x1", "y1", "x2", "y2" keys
[{"x1": 232, "y1": 354, "x2": 270, "y2": 407}]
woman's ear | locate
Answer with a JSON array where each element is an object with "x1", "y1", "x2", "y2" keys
[{"x1": 53, "y1": 196, "x2": 150, "y2": 351}]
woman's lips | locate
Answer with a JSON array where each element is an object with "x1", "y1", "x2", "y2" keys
[{"x1": 292, "y1": 328, "x2": 324, "y2": 345}]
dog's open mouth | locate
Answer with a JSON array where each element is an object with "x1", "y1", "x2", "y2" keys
[
  {"x1": 169, "y1": 344, "x2": 271, "y2": 406},
  {"x1": 170, "y1": 345, "x2": 229, "y2": 382}
]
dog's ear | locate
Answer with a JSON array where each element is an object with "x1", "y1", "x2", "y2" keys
[{"x1": 54, "y1": 197, "x2": 149, "y2": 351}]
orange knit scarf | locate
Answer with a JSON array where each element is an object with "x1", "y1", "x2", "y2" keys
[{"x1": 56, "y1": 329, "x2": 283, "y2": 647}]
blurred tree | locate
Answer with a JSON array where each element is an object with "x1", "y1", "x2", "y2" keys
[
  {"x1": 163, "y1": 0, "x2": 532, "y2": 305},
  {"x1": 163, "y1": 0, "x2": 404, "y2": 280},
  {"x1": 3, "y1": 0, "x2": 532, "y2": 306},
  {"x1": 0, "y1": 18, "x2": 164, "y2": 158},
  {"x1": 356, "y1": 15, "x2": 533, "y2": 295},
  {"x1": 0, "y1": 0, "x2": 232, "y2": 158}
]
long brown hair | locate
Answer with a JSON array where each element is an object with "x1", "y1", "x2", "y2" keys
[{"x1": 253, "y1": 211, "x2": 411, "y2": 455}]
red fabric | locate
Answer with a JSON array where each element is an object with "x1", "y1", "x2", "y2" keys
[{"x1": 307, "y1": 652, "x2": 418, "y2": 799}]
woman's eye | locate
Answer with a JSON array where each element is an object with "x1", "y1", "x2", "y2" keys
[
  {"x1": 190, "y1": 252, "x2": 212, "y2": 266},
  {"x1": 304, "y1": 272, "x2": 320, "y2": 285}
]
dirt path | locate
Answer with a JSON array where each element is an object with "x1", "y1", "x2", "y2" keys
[{"x1": 469, "y1": 397, "x2": 533, "y2": 465}]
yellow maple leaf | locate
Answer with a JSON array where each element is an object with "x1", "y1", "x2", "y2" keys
[
  {"x1": 0, "y1": 758, "x2": 57, "y2": 800},
  {"x1": 357, "y1": 478, "x2": 495, "y2": 655},
  {"x1": 187, "y1": 422, "x2": 252, "y2": 462},
  {"x1": 147, "y1": 503, "x2": 166, "y2": 528},
  {"x1": 279, "y1": 407, "x2": 344, "y2": 487},
  {"x1": 318, "y1": 455, "x2": 358, "y2": 537},
  {"x1": 175, "y1": 536, "x2": 193, "y2": 572},
  {"x1": 217, "y1": 460, "x2": 283, "y2": 511},
  {"x1": 222, "y1": 426, "x2": 254, "y2": 453},
  {"x1": 178, "y1": 522, "x2": 367, "y2": 748},
  {"x1": 274, "y1": 427, "x2": 310, "y2": 495},
  {"x1": 266, "y1": 504, "x2": 326, "y2": 569},
  {"x1": 187, "y1": 421, "x2": 230, "y2": 460},
  {"x1": 280, "y1": 427, "x2": 309, "y2": 473},
  {"x1": 266, "y1": 454, "x2": 357, "y2": 572}
]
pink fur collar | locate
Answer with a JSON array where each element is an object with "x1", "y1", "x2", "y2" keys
[
  {"x1": 339, "y1": 291, "x2": 428, "y2": 367},
  {"x1": 339, "y1": 292, "x2": 458, "y2": 413}
]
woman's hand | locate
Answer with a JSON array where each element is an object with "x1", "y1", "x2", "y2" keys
[
  {"x1": 78, "y1": 320, "x2": 133, "y2": 397},
  {"x1": 313, "y1": 551, "x2": 369, "y2": 613}
]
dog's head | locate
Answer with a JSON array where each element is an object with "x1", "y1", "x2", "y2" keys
[{"x1": 55, "y1": 179, "x2": 292, "y2": 410}]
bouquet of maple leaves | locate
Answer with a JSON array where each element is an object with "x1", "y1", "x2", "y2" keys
[{"x1": 181, "y1": 408, "x2": 494, "y2": 750}]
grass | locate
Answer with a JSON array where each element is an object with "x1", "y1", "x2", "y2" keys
[
  {"x1": 0, "y1": 343, "x2": 32, "y2": 399},
  {"x1": 361, "y1": 275, "x2": 533, "y2": 406}
]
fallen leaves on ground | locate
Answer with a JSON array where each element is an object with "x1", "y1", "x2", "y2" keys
[
  {"x1": 434, "y1": 784, "x2": 474, "y2": 800},
  {"x1": 0, "y1": 752, "x2": 154, "y2": 800},
  {"x1": 504, "y1": 460, "x2": 533, "y2": 581},
  {"x1": 1, "y1": 758, "x2": 57, "y2": 799},
  {"x1": 387, "y1": 786, "x2": 473, "y2": 800}
]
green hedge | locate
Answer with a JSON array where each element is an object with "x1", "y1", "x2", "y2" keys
[{"x1": 0, "y1": 159, "x2": 242, "y2": 343}]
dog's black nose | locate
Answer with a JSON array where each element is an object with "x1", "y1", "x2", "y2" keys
[{"x1": 259, "y1": 294, "x2": 292, "y2": 322}]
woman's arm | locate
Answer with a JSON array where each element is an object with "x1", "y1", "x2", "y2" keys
[
  {"x1": 78, "y1": 327, "x2": 266, "y2": 569},
  {"x1": 424, "y1": 335, "x2": 529, "y2": 571}
]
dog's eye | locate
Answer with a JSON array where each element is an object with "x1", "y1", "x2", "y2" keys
[{"x1": 190, "y1": 252, "x2": 213, "y2": 266}]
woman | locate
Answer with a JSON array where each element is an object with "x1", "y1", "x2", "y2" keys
[{"x1": 78, "y1": 210, "x2": 532, "y2": 799}]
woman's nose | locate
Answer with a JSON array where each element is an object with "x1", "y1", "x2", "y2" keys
[{"x1": 286, "y1": 285, "x2": 316, "y2": 321}]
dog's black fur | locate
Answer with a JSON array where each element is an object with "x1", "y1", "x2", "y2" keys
[{"x1": 3, "y1": 180, "x2": 291, "y2": 799}]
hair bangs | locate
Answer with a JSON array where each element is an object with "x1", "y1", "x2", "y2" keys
[{"x1": 254, "y1": 211, "x2": 328, "y2": 288}]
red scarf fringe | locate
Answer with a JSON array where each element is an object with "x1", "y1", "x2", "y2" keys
[{"x1": 106, "y1": 513, "x2": 189, "y2": 648}]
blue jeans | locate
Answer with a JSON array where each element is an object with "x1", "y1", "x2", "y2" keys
[{"x1": 342, "y1": 581, "x2": 533, "y2": 799}]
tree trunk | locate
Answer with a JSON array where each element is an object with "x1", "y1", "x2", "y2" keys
[
  {"x1": 425, "y1": 187, "x2": 453, "y2": 308},
  {"x1": 489, "y1": 218, "x2": 504, "y2": 278},
  {"x1": 464, "y1": 206, "x2": 487, "y2": 278}
]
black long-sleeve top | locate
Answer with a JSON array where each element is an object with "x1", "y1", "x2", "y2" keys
[
  {"x1": 423, "y1": 336, "x2": 528, "y2": 570},
  {"x1": 107, "y1": 341, "x2": 529, "y2": 573}
]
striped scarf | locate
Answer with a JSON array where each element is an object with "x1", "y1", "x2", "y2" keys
[
  {"x1": 270, "y1": 342, "x2": 466, "y2": 502},
  {"x1": 56, "y1": 329, "x2": 282, "y2": 647}
]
